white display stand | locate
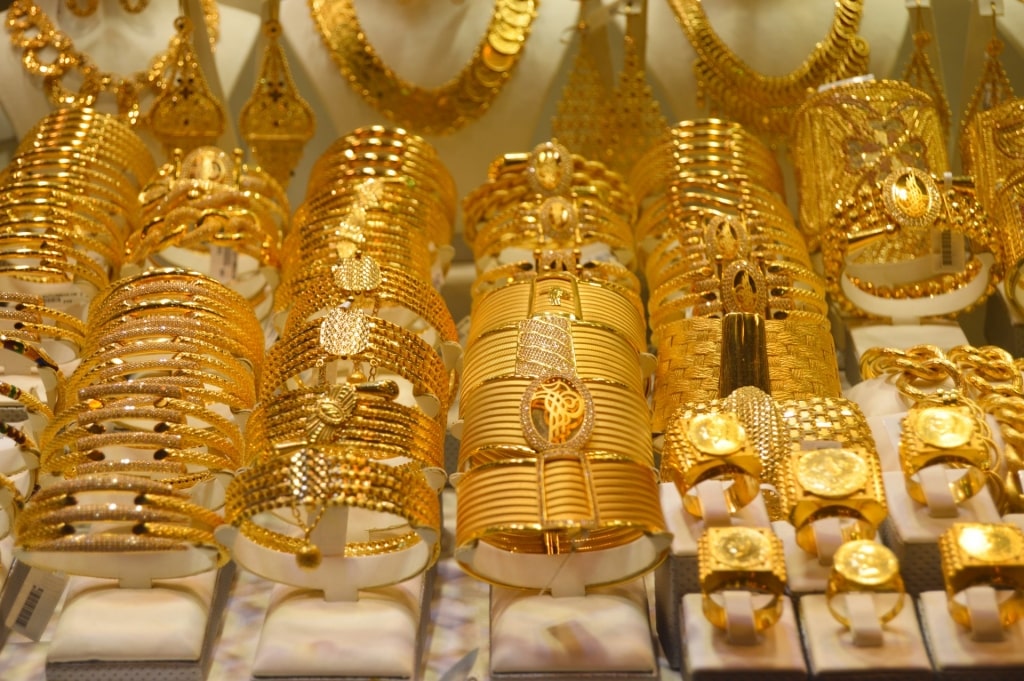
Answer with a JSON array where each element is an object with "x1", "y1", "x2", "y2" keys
[
  {"x1": 918, "y1": 590, "x2": 1024, "y2": 679},
  {"x1": 880, "y1": 471, "x2": 1000, "y2": 594},
  {"x1": 489, "y1": 580, "x2": 658, "y2": 680},
  {"x1": 681, "y1": 593, "x2": 806, "y2": 681},
  {"x1": 654, "y1": 482, "x2": 772, "y2": 670},
  {"x1": 45, "y1": 565, "x2": 234, "y2": 681},
  {"x1": 250, "y1": 569, "x2": 434, "y2": 681},
  {"x1": 799, "y1": 594, "x2": 932, "y2": 681},
  {"x1": 843, "y1": 322, "x2": 969, "y2": 386},
  {"x1": 773, "y1": 520, "x2": 841, "y2": 596}
]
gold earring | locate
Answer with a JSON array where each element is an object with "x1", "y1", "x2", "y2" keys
[
  {"x1": 901, "y1": 1, "x2": 952, "y2": 144},
  {"x1": 959, "y1": 3, "x2": 1014, "y2": 139},
  {"x1": 239, "y1": 0, "x2": 315, "y2": 189},
  {"x1": 64, "y1": 0, "x2": 99, "y2": 17},
  {"x1": 148, "y1": 12, "x2": 227, "y2": 157}
]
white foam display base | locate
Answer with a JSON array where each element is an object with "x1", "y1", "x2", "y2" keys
[
  {"x1": 879, "y1": 471, "x2": 1000, "y2": 594},
  {"x1": 653, "y1": 483, "x2": 772, "y2": 670},
  {"x1": 799, "y1": 594, "x2": 932, "y2": 681},
  {"x1": 918, "y1": 591, "x2": 1024, "y2": 680},
  {"x1": 250, "y1": 566, "x2": 434, "y2": 681},
  {"x1": 681, "y1": 593, "x2": 806, "y2": 681},
  {"x1": 489, "y1": 579, "x2": 658, "y2": 680},
  {"x1": 45, "y1": 564, "x2": 234, "y2": 681},
  {"x1": 843, "y1": 323, "x2": 968, "y2": 386}
]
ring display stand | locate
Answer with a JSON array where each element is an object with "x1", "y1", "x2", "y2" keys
[
  {"x1": 681, "y1": 592, "x2": 806, "y2": 681},
  {"x1": 918, "y1": 589, "x2": 1024, "y2": 680},
  {"x1": 45, "y1": 564, "x2": 235, "y2": 681},
  {"x1": 654, "y1": 482, "x2": 772, "y2": 670},
  {"x1": 799, "y1": 593, "x2": 932, "y2": 680},
  {"x1": 489, "y1": 580, "x2": 658, "y2": 681},
  {"x1": 879, "y1": 471, "x2": 1000, "y2": 594}
]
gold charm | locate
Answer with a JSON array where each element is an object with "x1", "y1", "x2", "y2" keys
[
  {"x1": 148, "y1": 16, "x2": 226, "y2": 157},
  {"x1": 239, "y1": 1, "x2": 315, "y2": 188},
  {"x1": 319, "y1": 307, "x2": 370, "y2": 357}
]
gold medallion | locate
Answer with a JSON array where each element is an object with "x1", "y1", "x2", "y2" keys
[
  {"x1": 913, "y1": 406, "x2": 974, "y2": 449},
  {"x1": 709, "y1": 526, "x2": 770, "y2": 569},
  {"x1": 686, "y1": 412, "x2": 746, "y2": 457},
  {"x1": 833, "y1": 539, "x2": 900, "y2": 586},
  {"x1": 881, "y1": 166, "x2": 942, "y2": 230},
  {"x1": 956, "y1": 523, "x2": 1024, "y2": 562},
  {"x1": 794, "y1": 448, "x2": 869, "y2": 498}
]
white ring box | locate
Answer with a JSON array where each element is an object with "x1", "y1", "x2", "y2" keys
[
  {"x1": 798, "y1": 593, "x2": 932, "y2": 681},
  {"x1": 681, "y1": 592, "x2": 806, "y2": 681},
  {"x1": 918, "y1": 589, "x2": 1024, "y2": 679},
  {"x1": 654, "y1": 481, "x2": 772, "y2": 670}
]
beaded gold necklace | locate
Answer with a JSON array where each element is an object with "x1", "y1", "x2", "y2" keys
[
  {"x1": 308, "y1": 0, "x2": 538, "y2": 136},
  {"x1": 5, "y1": 0, "x2": 219, "y2": 124},
  {"x1": 667, "y1": 0, "x2": 870, "y2": 139}
]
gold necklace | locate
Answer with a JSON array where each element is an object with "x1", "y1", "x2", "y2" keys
[
  {"x1": 5, "y1": 0, "x2": 219, "y2": 123},
  {"x1": 667, "y1": 0, "x2": 870, "y2": 139},
  {"x1": 308, "y1": 0, "x2": 538, "y2": 136}
]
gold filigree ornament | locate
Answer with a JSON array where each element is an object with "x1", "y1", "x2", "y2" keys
[
  {"x1": 148, "y1": 14, "x2": 226, "y2": 157},
  {"x1": 239, "y1": 0, "x2": 315, "y2": 189},
  {"x1": 319, "y1": 307, "x2": 371, "y2": 358},
  {"x1": 527, "y1": 140, "x2": 575, "y2": 197},
  {"x1": 5, "y1": 0, "x2": 218, "y2": 126},
  {"x1": 308, "y1": 0, "x2": 538, "y2": 136},
  {"x1": 305, "y1": 383, "x2": 358, "y2": 445}
]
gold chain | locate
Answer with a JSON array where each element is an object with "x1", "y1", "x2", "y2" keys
[
  {"x1": 308, "y1": 0, "x2": 538, "y2": 136},
  {"x1": 667, "y1": 0, "x2": 870, "y2": 139},
  {"x1": 5, "y1": 0, "x2": 219, "y2": 123}
]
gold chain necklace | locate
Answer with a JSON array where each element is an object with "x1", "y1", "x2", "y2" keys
[
  {"x1": 5, "y1": 0, "x2": 219, "y2": 123},
  {"x1": 667, "y1": 0, "x2": 870, "y2": 138},
  {"x1": 308, "y1": 0, "x2": 538, "y2": 136}
]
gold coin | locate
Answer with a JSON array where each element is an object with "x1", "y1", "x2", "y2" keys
[
  {"x1": 687, "y1": 412, "x2": 746, "y2": 456},
  {"x1": 794, "y1": 448, "x2": 869, "y2": 498},
  {"x1": 957, "y1": 523, "x2": 1024, "y2": 563},
  {"x1": 710, "y1": 527, "x2": 770, "y2": 569},
  {"x1": 913, "y1": 407, "x2": 974, "y2": 449},
  {"x1": 833, "y1": 540, "x2": 899, "y2": 586}
]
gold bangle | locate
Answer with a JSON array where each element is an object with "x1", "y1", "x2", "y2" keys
[{"x1": 224, "y1": 447, "x2": 440, "y2": 571}]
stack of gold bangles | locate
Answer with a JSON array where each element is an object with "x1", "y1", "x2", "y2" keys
[
  {"x1": 792, "y1": 79, "x2": 1002, "y2": 320},
  {"x1": 127, "y1": 145, "x2": 288, "y2": 321},
  {"x1": 630, "y1": 121, "x2": 838, "y2": 431},
  {"x1": 963, "y1": 99, "x2": 1024, "y2": 317},
  {"x1": 463, "y1": 139, "x2": 639, "y2": 286},
  {"x1": 223, "y1": 129, "x2": 452, "y2": 586},
  {"x1": 277, "y1": 126, "x2": 456, "y2": 312},
  {"x1": 14, "y1": 268, "x2": 259, "y2": 579},
  {"x1": 454, "y1": 140, "x2": 669, "y2": 590}
]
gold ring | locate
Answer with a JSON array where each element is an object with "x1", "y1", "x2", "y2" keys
[
  {"x1": 698, "y1": 526, "x2": 787, "y2": 633},
  {"x1": 825, "y1": 539, "x2": 905, "y2": 628},
  {"x1": 939, "y1": 523, "x2": 1024, "y2": 629}
]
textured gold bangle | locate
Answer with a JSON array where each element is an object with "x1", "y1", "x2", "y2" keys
[{"x1": 652, "y1": 315, "x2": 841, "y2": 431}]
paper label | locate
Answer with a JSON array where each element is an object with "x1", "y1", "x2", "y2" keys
[
  {"x1": 0, "y1": 560, "x2": 68, "y2": 642},
  {"x1": 209, "y1": 246, "x2": 238, "y2": 283}
]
